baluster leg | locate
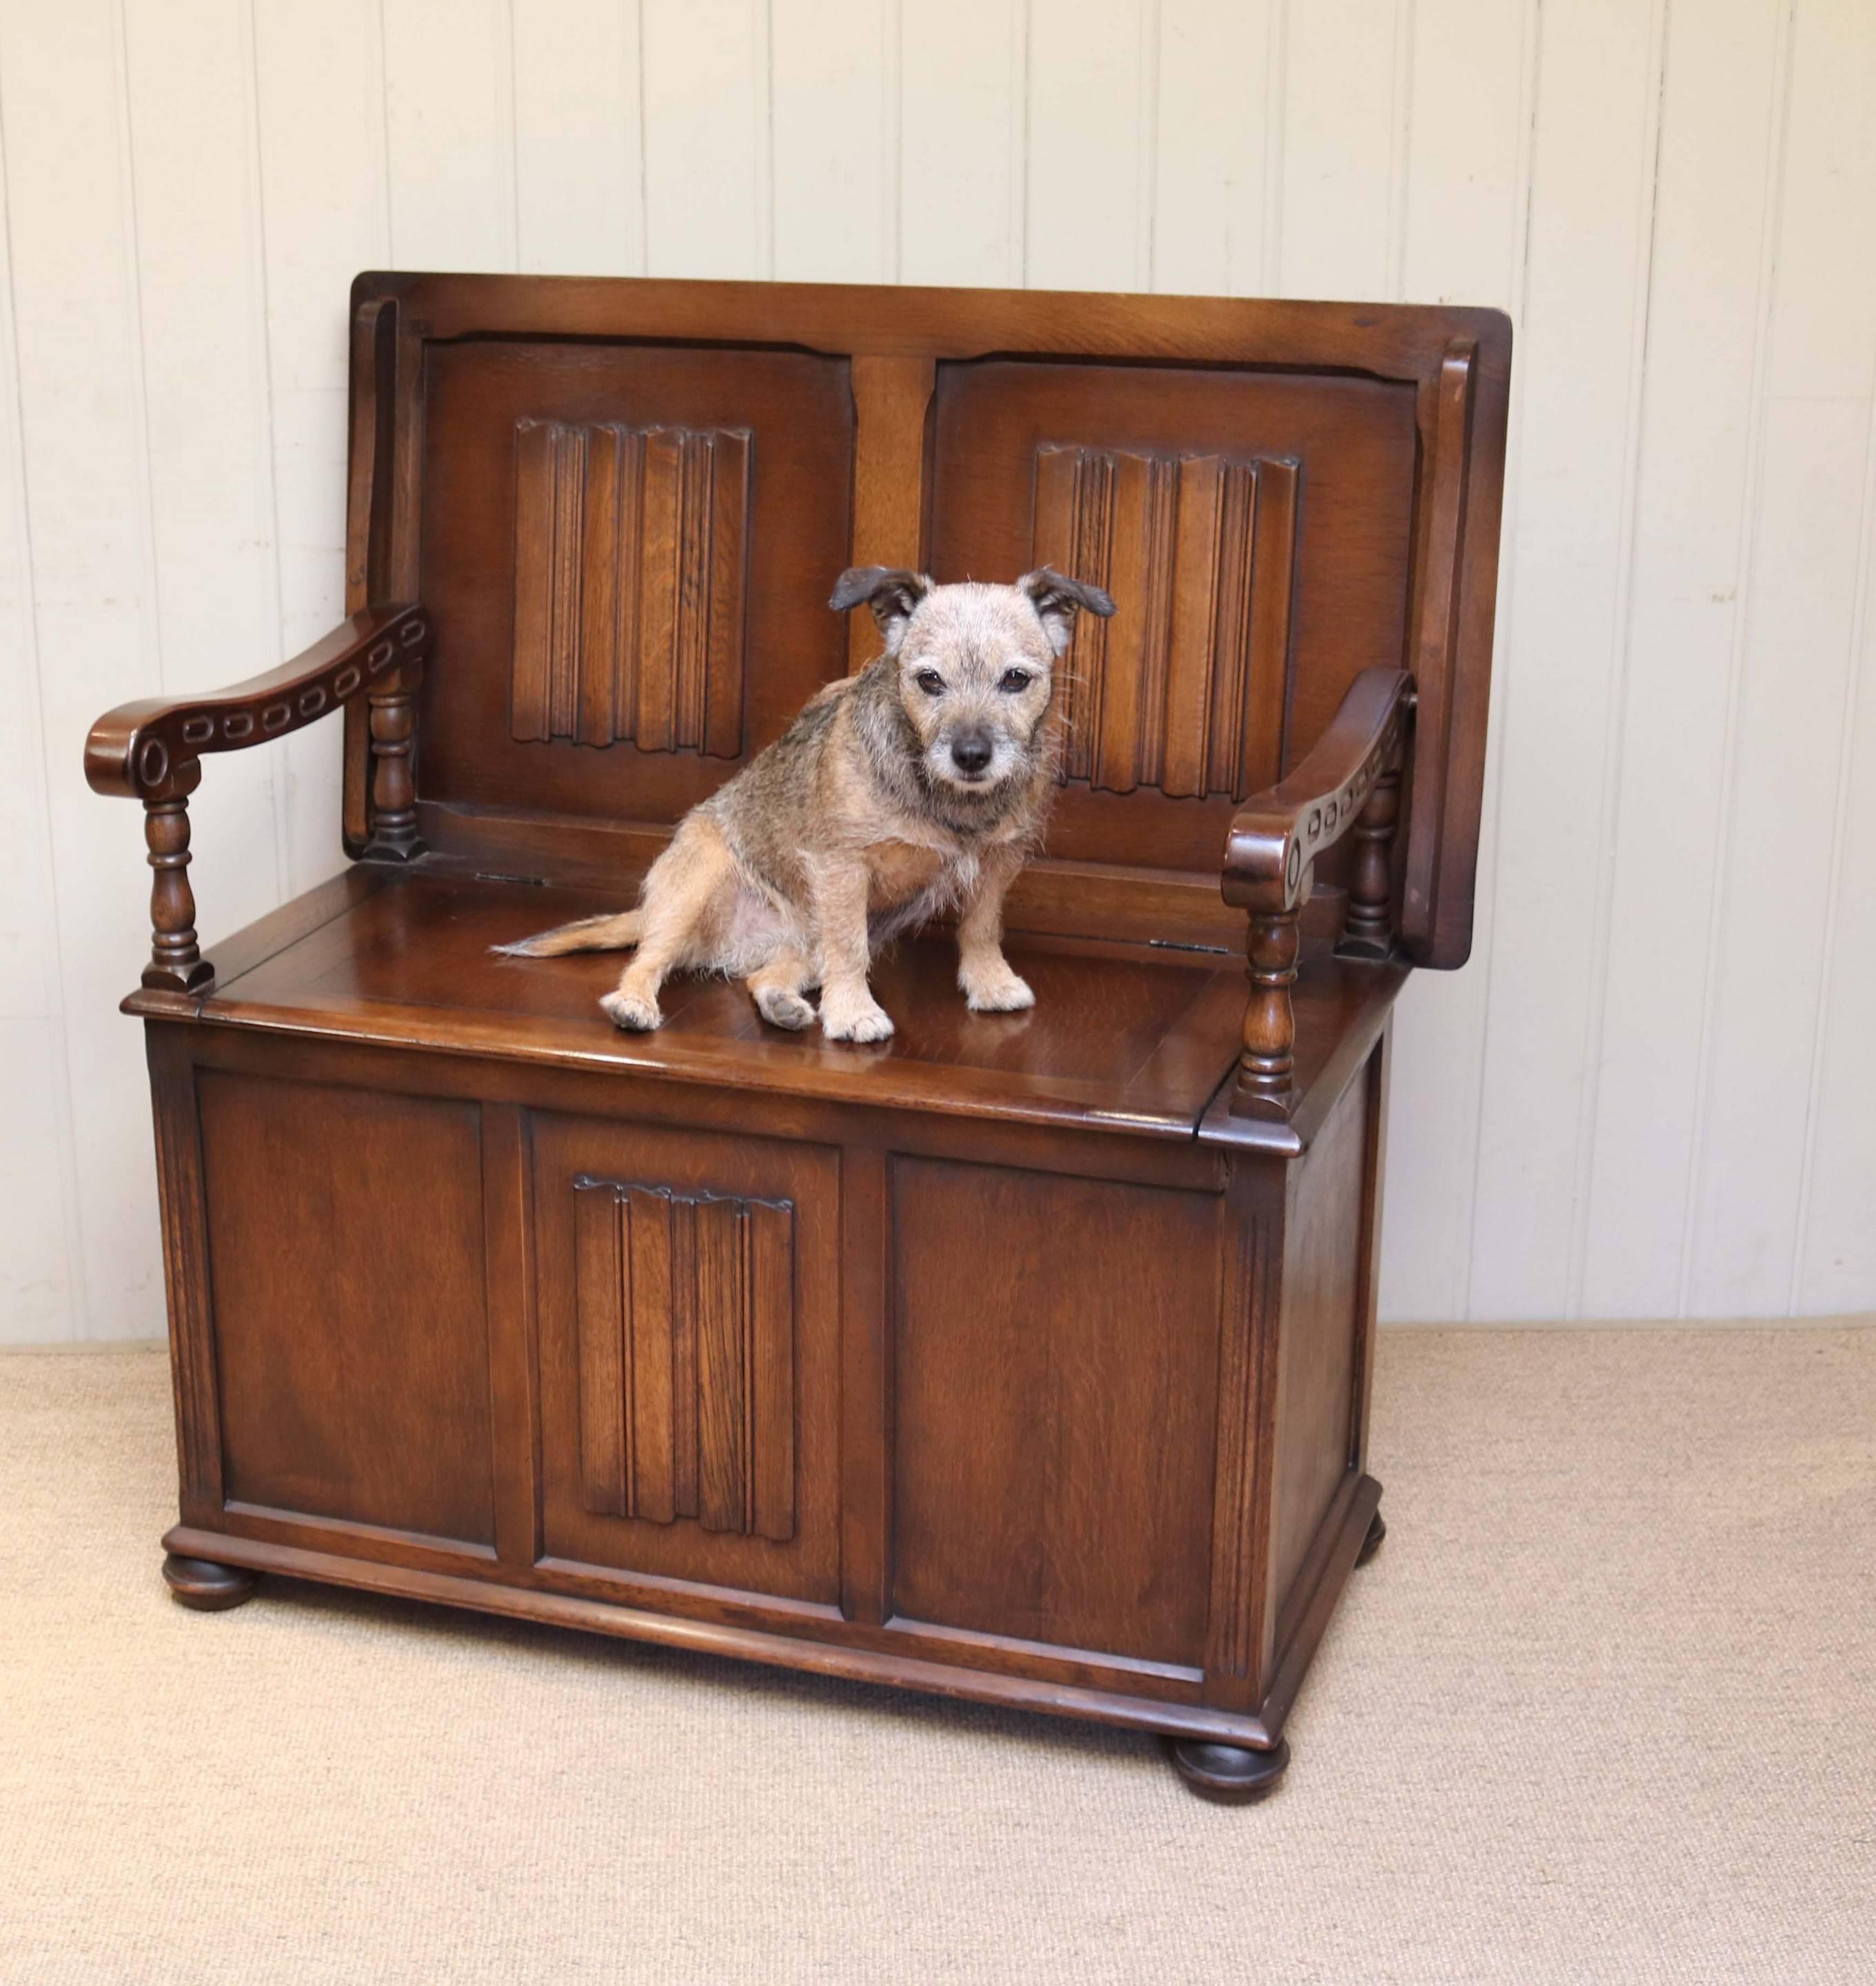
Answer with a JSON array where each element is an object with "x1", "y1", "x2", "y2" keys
[
  {"x1": 363, "y1": 675, "x2": 426, "y2": 861},
  {"x1": 142, "y1": 792, "x2": 214, "y2": 994},
  {"x1": 1337, "y1": 763, "x2": 1401, "y2": 961},
  {"x1": 1233, "y1": 907, "x2": 1299, "y2": 1116}
]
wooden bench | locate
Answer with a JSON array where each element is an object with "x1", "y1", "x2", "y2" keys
[{"x1": 86, "y1": 275, "x2": 1509, "y2": 1802}]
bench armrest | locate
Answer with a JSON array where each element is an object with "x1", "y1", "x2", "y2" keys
[
  {"x1": 85, "y1": 603, "x2": 430, "y2": 801},
  {"x1": 83, "y1": 603, "x2": 432, "y2": 996},
  {"x1": 1221, "y1": 665, "x2": 1414, "y2": 916},
  {"x1": 1221, "y1": 666, "x2": 1414, "y2": 1117}
]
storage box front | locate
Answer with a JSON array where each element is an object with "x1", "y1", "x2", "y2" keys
[
  {"x1": 889, "y1": 1156, "x2": 1224, "y2": 1672},
  {"x1": 528, "y1": 1112, "x2": 842, "y2": 1607},
  {"x1": 197, "y1": 1071, "x2": 496, "y2": 1559}
]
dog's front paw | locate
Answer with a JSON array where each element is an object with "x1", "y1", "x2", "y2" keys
[
  {"x1": 755, "y1": 986, "x2": 816, "y2": 1031},
  {"x1": 820, "y1": 991, "x2": 895, "y2": 1043},
  {"x1": 600, "y1": 988, "x2": 661, "y2": 1032},
  {"x1": 961, "y1": 961, "x2": 1036, "y2": 1013}
]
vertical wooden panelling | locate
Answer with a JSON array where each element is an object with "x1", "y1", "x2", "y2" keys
[
  {"x1": 1468, "y1": 0, "x2": 1668, "y2": 1322},
  {"x1": 899, "y1": 0, "x2": 1026, "y2": 286},
  {"x1": 748, "y1": 1198, "x2": 795, "y2": 1543},
  {"x1": 572, "y1": 1180, "x2": 630, "y2": 1515},
  {"x1": 1577, "y1": 0, "x2": 1789, "y2": 1318},
  {"x1": 512, "y1": 0, "x2": 645, "y2": 275},
  {"x1": 1799, "y1": 465, "x2": 1876, "y2": 1314},
  {"x1": 6, "y1": 1, "x2": 1876, "y2": 1336},
  {"x1": 0, "y1": 71, "x2": 82, "y2": 1341},
  {"x1": 1024, "y1": 0, "x2": 1152, "y2": 291},
  {"x1": 1241, "y1": 457, "x2": 1298, "y2": 794},
  {"x1": 1277, "y1": 0, "x2": 1400, "y2": 299},
  {"x1": 1161, "y1": 457, "x2": 1224, "y2": 797},
  {"x1": 641, "y1": 0, "x2": 767, "y2": 278},
  {"x1": 252, "y1": 0, "x2": 390, "y2": 894},
  {"x1": 381, "y1": 0, "x2": 518, "y2": 272},
  {"x1": 1096, "y1": 452, "x2": 1164, "y2": 793},
  {"x1": 0, "y1": 3, "x2": 166, "y2": 1339},
  {"x1": 693, "y1": 1196, "x2": 747, "y2": 1532},
  {"x1": 771, "y1": 0, "x2": 892, "y2": 281},
  {"x1": 1034, "y1": 445, "x2": 1295, "y2": 801},
  {"x1": 1686, "y1": 0, "x2": 1876, "y2": 1318},
  {"x1": 1378, "y1": 0, "x2": 1536, "y2": 1322},
  {"x1": 121, "y1": 1, "x2": 286, "y2": 941},
  {"x1": 572, "y1": 1180, "x2": 794, "y2": 1537},
  {"x1": 577, "y1": 427, "x2": 623, "y2": 746},
  {"x1": 1151, "y1": 0, "x2": 1274, "y2": 295},
  {"x1": 512, "y1": 421, "x2": 749, "y2": 754},
  {"x1": 630, "y1": 1185, "x2": 680, "y2": 1521}
]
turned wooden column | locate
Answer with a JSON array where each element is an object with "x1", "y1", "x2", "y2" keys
[
  {"x1": 1235, "y1": 907, "x2": 1300, "y2": 1110},
  {"x1": 1337, "y1": 761, "x2": 1401, "y2": 961},
  {"x1": 363, "y1": 672, "x2": 426, "y2": 861},
  {"x1": 141, "y1": 779, "x2": 214, "y2": 994}
]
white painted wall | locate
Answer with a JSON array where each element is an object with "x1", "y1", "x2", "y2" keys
[{"x1": 2, "y1": 0, "x2": 1872, "y2": 1341}]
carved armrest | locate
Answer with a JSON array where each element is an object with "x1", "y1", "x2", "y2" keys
[
  {"x1": 1220, "y1": 666, "x2": 1414, "y2": 1114},
  {"x1": 83, "y1": 603, "x2": 432, "y2": 994}
]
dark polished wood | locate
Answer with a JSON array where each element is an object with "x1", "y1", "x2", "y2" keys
[
  {"x1": 161, "y1": 1553, "x2": 257, "y2": 1611},
  {"x1": 1357, "y1": 1509, "x2": 1388, "y2": 1567},
  {"x1": 84, "y1": 273, "x2": 1507, "y2": 1804},
  {"x1": 86, "y1": 603, "x2": 431, "y2": 803},
  {"x1": 1165, "y1": 1736, "x2": 1291, "y2": 1805},
  {"x1": 141, "y1": 787, "x2": 213, "y2": 994}
]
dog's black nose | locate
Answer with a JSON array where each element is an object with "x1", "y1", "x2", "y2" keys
[{"x1": 950, "y1": 731, "x2": 992, "y2": 776}]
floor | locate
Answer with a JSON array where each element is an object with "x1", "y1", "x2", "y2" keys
[{"x1": 1, "y1": 1326, "x2": 1871, "y2": 1985}]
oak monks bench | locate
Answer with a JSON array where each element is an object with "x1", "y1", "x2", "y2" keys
[{"x1": 86, "y1": 273, "x2": 1509, "y2": 1803}]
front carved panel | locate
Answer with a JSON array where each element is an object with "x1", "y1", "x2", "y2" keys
[
  {"x1": 512, "y1": 420, "x2": 750, "y2": 756},
  {"x1": 1033, "y1": 444, "x2": 1299, "y2": 801},
  {"x1": 571, "y1": 1177, "x2": 795, "y2": 1541}
]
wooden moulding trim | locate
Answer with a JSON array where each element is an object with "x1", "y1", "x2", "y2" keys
[
  {"x1": 1401, "y1": 337, "x2": 1477, "y2": 958},
  {"x1": 145, "y1": 1019, "x2": 1233, "y2": 1197},
  {"x1": 526, "y1": 1556, "x2": 1198, "y2": 1701},
  {"x1": 145, "y1": 997, "x2": 1217, "y2": 1147},
  {"x1": 352, "y1": 271, "x2": 1512, "y2": 392},
  {"x1": 416, "y1": 799, "x2": 1250, "y2": 950},
  {"x1": 1256, "y1": 1473, "x2": 1381, "y2": 1738},
  {"x1": 162, "y1": 1525, "x2": 1279, "y2": 1748},
  {"x1": 218, "y1": 1500, "x2": 499, "y2": 1569}
]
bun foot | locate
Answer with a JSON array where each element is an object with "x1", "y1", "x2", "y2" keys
[
  {"x1": 1164, "y1": 1736, "x2": 1290, "y2": 1805},
  {"x1": 162, "y1": 1553, "x2": 257, "y2": 1611},
  {"x1": 1357, "y1": 1509, "x2": 1387, "y2": 1567}
]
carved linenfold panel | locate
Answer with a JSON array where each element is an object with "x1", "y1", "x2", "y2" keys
[
  {"x1": 512, "y1": 420, "x2": 750, "y2": 756},
  {"x1": 571, "y1": 1177, "x2": 794, "y2": 1541},
  {"x1": 1032, "y1": 444, "x2": 1299, "y2": 801}
]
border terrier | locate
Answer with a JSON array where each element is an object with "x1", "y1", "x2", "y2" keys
[{"x1": 493, "y1": 565, "x2": 1115, "y2": 1042}]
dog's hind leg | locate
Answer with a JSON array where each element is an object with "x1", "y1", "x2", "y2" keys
[
  {"x1": 599, "y1": 820, "x2": 735, "y2": 1032},
  {"x1": 746, "y1": 947, "x2": 816, "y2": 1031}
]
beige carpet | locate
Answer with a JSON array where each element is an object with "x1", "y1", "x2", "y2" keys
[{"x1": 1, "y1": 1329, "x2": 1871, "y2": 1985}]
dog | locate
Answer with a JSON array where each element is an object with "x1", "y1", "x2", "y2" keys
[{"x1": 492, "y1": 565, "x2": 1115, "y2": 1042}]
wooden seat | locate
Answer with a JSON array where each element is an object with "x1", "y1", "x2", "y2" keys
[
  {"x1": 86, "y1": 274, "x2": 1508, "y2": 1802},
  {"x1": 194, "y1": 865, "x2": 1395, "y2": 1147}
]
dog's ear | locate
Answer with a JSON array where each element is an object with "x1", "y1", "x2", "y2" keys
[
  {"x1": 1017, "y1": 568, "x2": 1117, "y2": 654},
  {"x1": 829, "y1": 567, "x2": 932, "y2": 656}
]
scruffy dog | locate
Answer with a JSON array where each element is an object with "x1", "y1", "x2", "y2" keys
[{"x1": 494, "y1": 566, "x2": 1115, "y2": 1042}]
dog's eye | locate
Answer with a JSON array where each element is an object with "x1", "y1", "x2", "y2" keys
[
  {"x1": 915, "y1": 669, "x2": 945, "y2": 697},
  {"x1": 998, "y1": 668, "x2": 1033, "y2": 693}
]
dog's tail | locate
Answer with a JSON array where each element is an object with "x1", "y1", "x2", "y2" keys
[{"x1": 490, "y1": 908, "x2": 644, "y2": 958}]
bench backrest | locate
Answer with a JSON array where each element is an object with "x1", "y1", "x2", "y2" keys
[{"x1": 343, "y1": 275, "x2": 1508, "y2": 965}]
